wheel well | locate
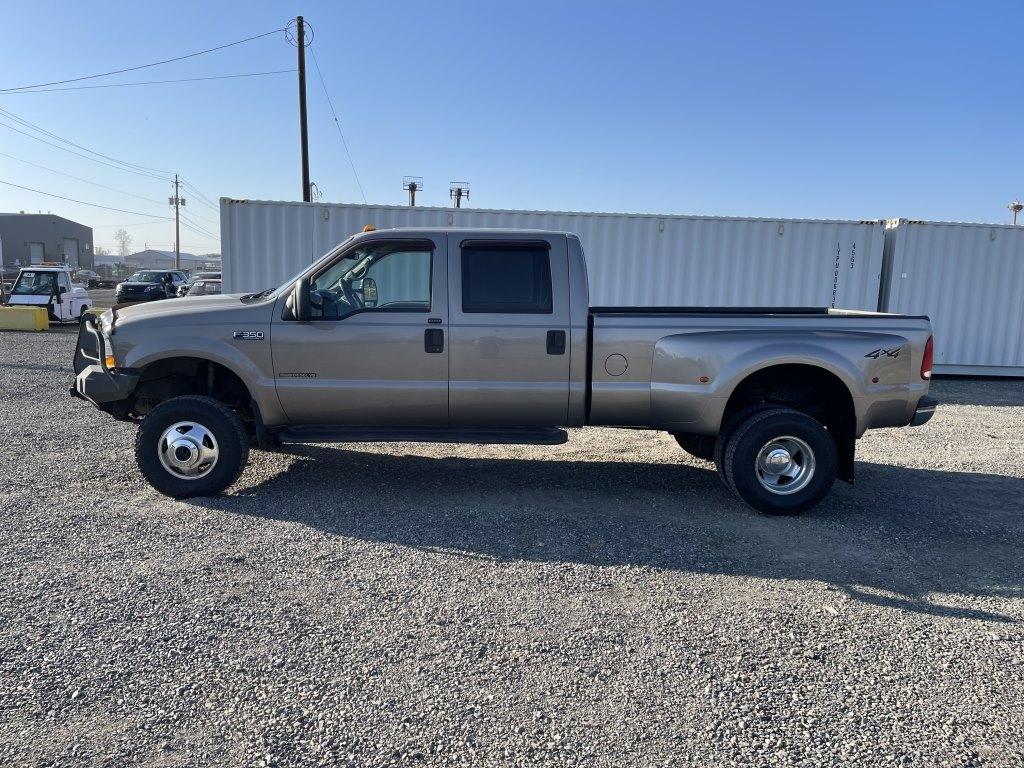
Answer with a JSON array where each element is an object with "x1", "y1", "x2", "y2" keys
[
  {"x1": 722, "y1": 364, "x2": 857, "y2": 482},
  {"x1": 131, "y1": 357, "x2": 253, "y2": 421}
]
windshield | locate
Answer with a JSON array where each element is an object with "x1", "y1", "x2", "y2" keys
[
  {"x1": 11, "y1": 271, "x2": 58, "y2": 296},
  {"x1": 128, "y1": 271, "x2": 165, "y2": 283}
]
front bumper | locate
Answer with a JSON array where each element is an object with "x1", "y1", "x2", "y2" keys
[
  {"x1": 70, "y1": 314, "x2": 138, "y2": 406},
  {"x1": 910, "y1": 395, "x2": 938, "y2": 426},
  {"x1": 73, "y1": 364, "x2": 139, "y2": 405}
]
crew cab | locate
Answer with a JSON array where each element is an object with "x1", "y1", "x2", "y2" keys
[
  {"x1": 6, "y1": 264, "x2": 93, "y2": 322},
  {"x1": 72, "y1": 229, "x2": 936, "y2": 514}
]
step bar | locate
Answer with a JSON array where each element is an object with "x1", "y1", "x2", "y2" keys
[{"x1": 276, "y1": 425, "x2": 569, "y2": 446}]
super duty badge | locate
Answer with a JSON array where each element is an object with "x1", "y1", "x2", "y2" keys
[{"x1": 233, "y1": 331, "x2": 265, "y2": 340}]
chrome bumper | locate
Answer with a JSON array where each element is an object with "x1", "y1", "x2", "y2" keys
[{"x1": 910, "y1": 395, "x2": 938, "y2": 426}]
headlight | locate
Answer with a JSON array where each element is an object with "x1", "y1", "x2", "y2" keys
[{"x1": 98, "y1": 309, "x2": 113, "y2": 335}]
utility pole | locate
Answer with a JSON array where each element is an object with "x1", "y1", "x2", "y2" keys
[
  {"x1": 169, "y1": 175, "x2": 186, "y2": 270},
  {"x1": 297, "y1": 16, "x2": 311, "y2": 202}
]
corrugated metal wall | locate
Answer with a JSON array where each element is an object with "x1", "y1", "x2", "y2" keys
[
  {"x1": 221, "y1": 200, "x2": 886, "y2": 311},
  {"x1": 881, "y1": 220, "x2": 1024, "y2": 375}
]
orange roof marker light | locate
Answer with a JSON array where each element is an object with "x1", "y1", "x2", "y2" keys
[{"x1": 362, "y1": 224, "x2": 376, "y2": 232}]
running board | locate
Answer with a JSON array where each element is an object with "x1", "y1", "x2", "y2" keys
[{"x1": 276, "y1": 425, "x2": 569, "y2": 446}]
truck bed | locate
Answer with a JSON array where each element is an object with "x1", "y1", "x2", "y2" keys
[{"x1": 590, "y1": 306, "x2": 929, "y2": 319}]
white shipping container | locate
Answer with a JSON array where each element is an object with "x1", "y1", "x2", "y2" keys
[
  {"x1": 881, "y1": 219, "x2": 1024, "y2": 376},
  {"x1": 221, "y1": 200, "x2": 886, "y2": 310}
]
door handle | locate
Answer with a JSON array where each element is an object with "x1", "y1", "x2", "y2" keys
[
  {"x1": 424, "y1": 328, "x2": 444, "y2": 353},
  {"x1": 546, "y1": 330, "x2": 566, "y2": 355}
]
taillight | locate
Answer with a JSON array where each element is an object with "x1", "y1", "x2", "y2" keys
[{"x1": 921, "y1": 336, "x2": 933, "y2": 380}]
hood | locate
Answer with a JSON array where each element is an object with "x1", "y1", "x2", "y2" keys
[
  {"x1": 113, "y1": 293, "x2": 276, "y2": 327},
  {"x1": 118, "y1": 281, "x2": 163, "y2": 287}
]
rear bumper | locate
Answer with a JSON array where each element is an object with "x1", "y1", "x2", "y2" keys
[{"x1": 910, "y1": 395, "x2": 938, "y2": 426}]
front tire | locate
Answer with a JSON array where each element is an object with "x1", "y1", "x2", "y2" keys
[
  {"x1": 720, "y1": 407, "x2": 837, "y2": 515},
  {"x1": 135, "y1": 395, "x2": 249, "y2": 498}
]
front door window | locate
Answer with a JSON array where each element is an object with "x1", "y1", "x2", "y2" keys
[{"x1": 310, "y1": 242, "x2": 432, "y2": 319}]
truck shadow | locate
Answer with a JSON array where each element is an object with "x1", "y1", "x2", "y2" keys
[{"x1": 195, "y1": 446, "x2": 1024, "y2": 624}]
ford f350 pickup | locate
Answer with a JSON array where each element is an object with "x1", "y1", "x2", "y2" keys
[{"x1": 72, "y1": 229, "x2": 936, "y2": 514}]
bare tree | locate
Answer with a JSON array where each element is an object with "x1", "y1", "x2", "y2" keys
[
  {"x1": 94, "y1": 245, "x2": 109, "y2": 257},
  {"x1": 114, "y1": 229, "x2": 132, "y2": 258}
]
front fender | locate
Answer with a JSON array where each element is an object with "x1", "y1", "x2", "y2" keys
[
  {"x1": 117, "y1": 329, "x2": 286, "y2": 425},
  {"x1": 650, "y1": 329, "x2": 914, "y2": 435}
]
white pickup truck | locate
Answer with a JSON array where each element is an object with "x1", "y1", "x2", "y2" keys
[{"x1": 6, "y1": 264, "x2": 93, "y2": 322}]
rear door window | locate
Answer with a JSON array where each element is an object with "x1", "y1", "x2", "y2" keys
[{"x1": 461, "y1": 245, "x2": 552, "y2": 314}]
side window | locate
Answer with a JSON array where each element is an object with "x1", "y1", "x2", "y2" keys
[
  {"x1": 310, "y1": 242, "x2": 432, "y2": 319},
  {"x1": 58, "y1": 272, "x2": 71, "y2": 291},
  {"x1": 461, "y1": 244, "x2": 552, "y2": 314}
]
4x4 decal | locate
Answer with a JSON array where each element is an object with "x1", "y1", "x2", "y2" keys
[{"x1": 865, "y1": 347, "x2": 901, "y2": 359}]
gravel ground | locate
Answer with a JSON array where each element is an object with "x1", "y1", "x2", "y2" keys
[{"x1": 1, "y1": 328, "x2": 1022, "y2": 767}]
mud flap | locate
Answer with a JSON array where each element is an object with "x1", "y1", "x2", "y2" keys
[{"x1": 836, "y1": 429, "x2": 856, "y2": 484}]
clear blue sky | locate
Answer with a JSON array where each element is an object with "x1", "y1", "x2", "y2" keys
[{"x1": 1, "y1": 0, "x2": 1021, "y2": 254}]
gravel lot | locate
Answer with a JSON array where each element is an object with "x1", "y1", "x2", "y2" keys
[{"x1": 1, "y1": 327, "x2": 1022, "y2": 767}]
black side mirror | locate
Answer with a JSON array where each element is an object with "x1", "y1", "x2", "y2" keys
[
  {"x1": 361, "y1": 277, "x2": 378, "y2": 307},
  {"x1": 293, "y1": 278, "x2": 311, "y2": 321},
  {"x1": 58, "y1": 286, "x2": 67, "y2": 295}
]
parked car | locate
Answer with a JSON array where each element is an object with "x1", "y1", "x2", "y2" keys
[
  {"x1": 181, "y1": 278, "x2": 222, "y2": 297},
  {"x1": 73, "y1": 269, "x2": 101, "y2": 287},
  {"x1": 72, "y1": 229, "x2": 936, "y2": 514},
  {"x1": 177, "y1": 271, "x2": 222, "y2": 297},
  {"x1": 6, "y1": 265, "x2": 93, "y2": 322},
  {"x1": 114, "y1": 270, "x2": 187, "y2": 304}
]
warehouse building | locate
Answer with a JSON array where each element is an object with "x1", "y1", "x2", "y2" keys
[{"x1": 0, "y1": 213, "x2": 94, "y2": 277}]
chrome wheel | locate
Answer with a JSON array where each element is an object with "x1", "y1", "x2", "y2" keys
[
  {"x1": 754, "y1": 435, "x2": 816, "y2": 495},
  {"x1": 157, "y1": 421, "x2": 219, "y2": 480}
]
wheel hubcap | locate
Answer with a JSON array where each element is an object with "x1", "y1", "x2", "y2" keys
[
  {"x1": 755, "y1": 435, "x2": 815, "y2": 495},
  {"x1": 158, "y1": 421, "x2": 219, "y2": 480}
]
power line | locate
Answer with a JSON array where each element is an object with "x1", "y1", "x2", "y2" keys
[
  {"x1": 179, "y1": 219, "x2": 220, "y2": 239},
  {"x1": 179, "y1": 212, "x2": 218, "y2": 238},
  {"x1": 309, "y1": 46, "x2": 367, "y2": 203},
  {"x1": 2, "y1": 69, "x2": 296, "y2": 94},
  {"x1": 179, "y1": 179, "x2": 221, "y2": 211},
  {"x1": 0, "y1": 179, "x2": 173, "y2": 218},
  {"x1": 0, "y1": 150, "x2": 165, "y2": 204},
  {"x1": 93, "y1": 219, "x2": 174, "y2": 228},
  {"x1": 0, "y1": 106, "x2": 171, "y2": 176},
  {"x1": 178, "y1": 208, "x2": 219, "y2": 228},
  {"x1": 0, "y1": 28, "x2": 287, "y2": 93},
  {"x1": 0, "y1": 119, "x2": 169, "y2": 181}
]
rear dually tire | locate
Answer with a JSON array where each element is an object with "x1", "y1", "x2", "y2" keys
[{"x1": 720, "y1": 407, "x2": 837, "y2": 516}]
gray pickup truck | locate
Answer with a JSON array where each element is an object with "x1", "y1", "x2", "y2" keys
[{"x1": 72, "y1": 228, "x2": 936, "y2": 514}]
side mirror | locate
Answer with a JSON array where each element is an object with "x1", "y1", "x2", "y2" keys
[
  {"x1": 293, "y1": 278, "x2": 311, "y2": 321},
  {"x1": 360, "y1": 277, "x2": 378, "y2": 307},
  {"x1": 58, "y1": 286, "x2": 68, "y2": 295}
]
